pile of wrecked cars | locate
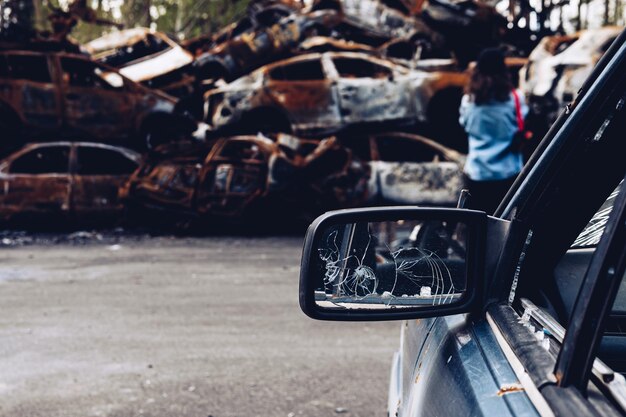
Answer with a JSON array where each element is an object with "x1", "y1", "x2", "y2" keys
[{"x1": 2, "y1": 0, "x2": 611, "y2": 230}]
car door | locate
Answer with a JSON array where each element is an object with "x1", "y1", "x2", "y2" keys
[
  {"x1": 0, "y1": 53, "x2": 61, "y2": 133},
  {"x1": 195, "y1": 139, "x2": 268, "y2": 218},
  {"x1": 264, "y1": 57, "x2": 342, "y2": 132},
  {"x1": 0, "y1": 144, "x2": 71, "y2": 219},
  {"x1": 329, "y1": 56, "x2": 414, "y2": 124},
  {"x1": 58, "y1": 56, "x2": 133, "y2": 140},
  {"x1": 368, "y1": 133, "x2": 463, "y2": 206},
  {"x1": 71, "y1": 144, "x2": 140, "y2": 217}
]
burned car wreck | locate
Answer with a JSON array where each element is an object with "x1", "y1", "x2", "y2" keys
[
  {"x1": 0, "y1": 49, "x2": 196, "y2": 152},
  {"x1": 519, "y1": 26, "x2": 621, "y2": 134},
  {"x1": 86, "y1": 28, "x2": 196, "y2": 98},
  {"x1": 204, "y1": 52, "x2": 468, "y2": 137},
  {"x1": 121, "y1": 131, "x2": 464, "y2": 227},
  {"x1": 0, "y1": 142, "x2": 140, "y2": 225}
]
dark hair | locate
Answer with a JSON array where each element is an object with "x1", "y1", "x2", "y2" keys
[
  {"x1": 466, "y1": 70, "x2": 512, "y2": 104},
  {"x1": 466, "y1": 48, "x2": 512, "y2": 104}
]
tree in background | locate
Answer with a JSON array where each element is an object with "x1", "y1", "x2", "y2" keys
[{"x1": 26, "y1": 0, "x2": 249, "y2": 43}]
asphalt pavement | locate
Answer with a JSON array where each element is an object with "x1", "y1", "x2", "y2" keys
[{"x1": 0, "y1": 236, "x2": 398, "y2": 417}]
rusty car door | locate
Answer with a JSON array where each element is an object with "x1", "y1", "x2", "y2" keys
[
  {"x1": 195, "y1": 139, "x2": 268, "y2": 217},
  {"x1": 71, "y1": 144, "x2": 140, "y2": 217},
  {"x1": 330, "y1": 56, "x2": 414, "y2": 125},
  {"x1": 264, "y1": 57, "x2": 342, "y2": 133},
  {"x1": 58, "y1": 56, "x2": 133, "y2": 140},
  {"x1": 368, "y1": 134, "x2": 464, "y2": 206},
  {"x1": 0, "y1": 53, "x2": 61, "y2": 133},
  {"x1": 0, "y1": 144, "x2": 71, "y2": 219}
]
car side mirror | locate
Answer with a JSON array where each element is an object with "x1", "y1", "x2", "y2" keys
[{"x1": 299, "y1": 207, "x2": 487, "y2": 321}]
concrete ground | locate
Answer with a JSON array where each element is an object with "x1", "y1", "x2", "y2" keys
[{"x1": 0, "y1": 237, "x2": 398, "y2": 417}]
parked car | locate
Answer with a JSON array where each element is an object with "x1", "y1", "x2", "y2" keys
[
  {"x1": 85, "y1": 28, "x2": 196, "y2": 98},
  {"x1": 299, "y1": 29, "x2": 626, "y2": 417},
  {"x1": 0, "y1": 142, "x2": 141, "y2": 224},
  {"x1": 0, "y1": 50, "x2": 195, "y2": 151},
  {"x1": 204, "y1": 52, "x2": 468, "y2": 137}
]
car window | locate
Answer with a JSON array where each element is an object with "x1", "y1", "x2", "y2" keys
[
  {"x1": 60, "y1": 58, "x2": 124, "y2": 90},
  {"x1": 571, "y1": 184, "x2": 621, "y2": 248},
  {"x1": 10, "y1": 146, "x2": 70, "y2": 174},
  {"x1": 333, "y1": 57, "x2": 392, "y2": 79},
  {"x1": 99, "y1": 34, "x2": 171, "y2": 67},
  {"x1": 75, "y1": 147, "x2": 138, "y2": 176},
  {"x1": 269, "y1": 59, "x2": 325, "y2": 81},
  {"x1": 217, "y1": 141, "x2": 265, "y2": 162},
  {"x1": 375, "y1": 136, "x2": 441, "y2": 162},
  {"x1": 4, "y1": 54, "x2": 51, "y2": 83}
]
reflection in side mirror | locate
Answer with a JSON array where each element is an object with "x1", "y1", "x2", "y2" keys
[
  {"x1": 317, "y1": 220, "x2": 466, "y2": 309},
  {"x1": 300, "y1": 207, "x2": 486, "y2": 321}
]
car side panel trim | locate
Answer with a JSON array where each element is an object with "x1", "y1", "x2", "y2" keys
[{"x1": 486, "y1": 311, "x2": 555, "y2": 417}]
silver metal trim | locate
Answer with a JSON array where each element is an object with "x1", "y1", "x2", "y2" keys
[
  {"x1": 486, "y1": 312, "x2": 556, "y2": 417},
  {"x1": 520, "y1": 298, "x2": 626, "y2": 410}
]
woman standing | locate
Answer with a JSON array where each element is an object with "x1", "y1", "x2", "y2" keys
[{"x1": 459, "y1": 48, "x2": 528, "y2": 213}]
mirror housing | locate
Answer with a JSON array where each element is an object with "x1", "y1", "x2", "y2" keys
[{"x1": 299, "y1": 207, "x2": 487, "y2": 321}]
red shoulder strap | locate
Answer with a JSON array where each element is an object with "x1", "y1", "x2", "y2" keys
[{"x1": 512, "y1": 89, "x2": 524, "y2": 132}]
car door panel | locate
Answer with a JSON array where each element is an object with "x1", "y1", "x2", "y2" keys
[
  {"x1": 331, "y1": 57, "x2": 413, "y2": 124},
  {"x1": 264, "y1": 58, "x2": 341, "y2": 131},
  {"x1": 0, "y1": 145, "x2": 71, "y2": 219},
  {"x1": 1, "y1": 54, "x2": 61, "y2": 132},
  {"x1": 59, "y1": 57, "x2": 133, "y2": 139},
  {"x1": 266, "y1": 80, "x2": 341, "y2": 130},
  {"x1": 398, "y1": 316, "x2": 539, "y2": 417},
  {"x1": 71, "y1": 145, "x2": 140, "y2": 216}
]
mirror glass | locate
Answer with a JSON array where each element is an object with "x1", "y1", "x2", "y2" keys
[{"x1": 314, "y1": 219, "x2": 469, "y2": 310}]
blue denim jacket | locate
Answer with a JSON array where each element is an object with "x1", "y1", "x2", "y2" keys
[{"x1": 459, "y1": 91, "x2": 528, "y2": 181}]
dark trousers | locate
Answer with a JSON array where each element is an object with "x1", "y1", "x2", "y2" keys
[{"x1": 465, "y1": 176, "x2": 517, "y2": 214}]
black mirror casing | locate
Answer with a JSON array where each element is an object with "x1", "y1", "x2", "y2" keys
[{"x1": 299, "y1": 207, "x2": 488, "y2": 321}]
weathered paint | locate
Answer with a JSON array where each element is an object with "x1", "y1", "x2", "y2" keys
[
  {"x1": 0, "y1": 50, "x2": 181, "y2": 146},
  {"x1": 205, "y1": 51, "x2": 469, "y2": 135}
]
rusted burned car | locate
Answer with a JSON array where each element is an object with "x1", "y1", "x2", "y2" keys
[
  {"x1": 0, "y1": 142, "x2": 140, "y2": 224},
  {"x1": 310, "y1": 0, "x2": 423, "y2": 41},
  {"x1": 121, "y1": 135, "x2": 293, "y2": 221},
  {"x1": 0, "y1": 50, "x2": 195, "y2": 151},
  {"x1": 85, "y1": 28, "x2": 195, "y2": 97},
  {"x1": 194, "y1": 10, "x2": 336, "y2": 85},
  {"x1": 519, "y1": 27, "x2": 621, "y2": 129},
  {"x1": 204, "y1": 52, "x2": 468, "y2": 137},
  {"x1": 339, "y1": 131, "x2": 465, "y2": 206},
  {"x1": 183, "y1": 0, "x2": 301, "y2": 56},
  {"x1": 123, "y1": 131, "x2": 465, "y2": 226}
]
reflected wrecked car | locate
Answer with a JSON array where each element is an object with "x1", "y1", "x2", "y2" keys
[
  {"x1": 204, "y1": 52, "x2": 467, "y2": 136},
  {"x1": 0, "y1": 50, "x2": 195, "y2": 150},
  {"x1": 0, "y1": 142, "x2": 141, "y2": 223},
  {"x1": 86, "y1": 27, "x2": 195, "y2": 97}
]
